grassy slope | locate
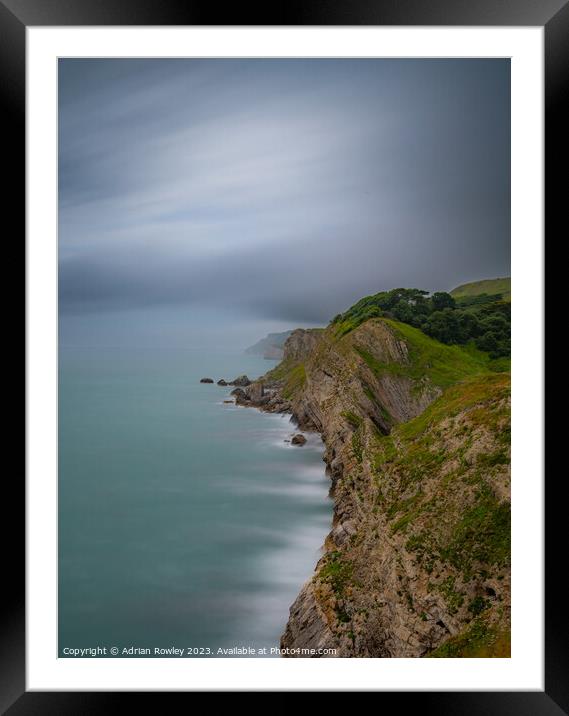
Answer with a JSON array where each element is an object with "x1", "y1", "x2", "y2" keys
[
  {"x1": 426, "y1": 615, "x2": 511, "y2": 657},
  {"x1": 451, "y1": 277, "x2": 511, "y2": 302},
  {"x1": 355, "y1": 318, "x2": 509, "y2": 389}
]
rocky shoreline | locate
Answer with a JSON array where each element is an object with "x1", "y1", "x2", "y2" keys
[{"x1": 215, "y1": 323, "x2": 511, "y2": 658}]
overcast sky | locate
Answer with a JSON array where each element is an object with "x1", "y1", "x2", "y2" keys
[{"x1": 58, "y1": 59, "x2": 510, "y2": 348}]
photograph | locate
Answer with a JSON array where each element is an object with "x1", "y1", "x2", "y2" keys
[
  {"x1": 7, "y1": 0, "x2": 560, "y2": 702},
  {"x1": 58, "y1": 57, "x2": 512, "y2": 660}
]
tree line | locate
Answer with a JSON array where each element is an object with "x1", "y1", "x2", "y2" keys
[{"x1": 331, "y1": 288, "x2": 510, "y2": 358}]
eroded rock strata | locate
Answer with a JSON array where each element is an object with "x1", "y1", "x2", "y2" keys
[{"x1": 236, "y1": 319, "x2": 511, "y2": 658}]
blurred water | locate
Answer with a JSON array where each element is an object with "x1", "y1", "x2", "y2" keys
[{"x1": 58, "y1": 346, "x2": 330, "y2": 657}]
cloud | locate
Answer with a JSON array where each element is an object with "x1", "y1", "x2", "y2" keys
[{"x1": 59, "y1": 59, "x2": 510, "y2": 326}]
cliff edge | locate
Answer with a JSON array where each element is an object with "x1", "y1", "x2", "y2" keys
[{"x1": 237, "y1": 317, "x2": 511, "y2": 658}]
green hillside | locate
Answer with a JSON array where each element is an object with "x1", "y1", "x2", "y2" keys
[
  {"x1": 330, "y1": 286, "x2": 510, "y2": 359},
  {"x1": 451, "y1": 277, "x2": 510, "y2": 302}
]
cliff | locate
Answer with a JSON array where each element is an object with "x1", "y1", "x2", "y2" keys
[
  {"x1": 245, "y1": 330, "x2": 293, "y2": 360},
  {"x1": 237, "y1": 317, "x2": 511, "y2": 658}
]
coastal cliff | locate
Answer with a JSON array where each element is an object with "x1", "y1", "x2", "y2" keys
[
  {"x1": 236, "y1": 317, "x2": 511, "y2": 658},
  {"x1": 245, "y1": 330, "x2": 293, "y2": 360}
]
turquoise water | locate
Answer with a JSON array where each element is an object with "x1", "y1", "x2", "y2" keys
[{"x1": 58, "y1": 347, "x2": 331, "y2": 657}]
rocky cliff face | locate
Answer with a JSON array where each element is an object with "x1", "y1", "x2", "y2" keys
[{"x1": 238, "y1": 318, "x2": 511, "y2": 657}]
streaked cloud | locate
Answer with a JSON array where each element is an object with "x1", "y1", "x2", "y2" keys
[{"x1": 59, "y1": 59, "x2": 510, "y2": 332}]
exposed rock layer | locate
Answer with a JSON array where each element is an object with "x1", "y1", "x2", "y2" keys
[{"x1": 238, "y1": 318, "x2": 511, "y2": 658}]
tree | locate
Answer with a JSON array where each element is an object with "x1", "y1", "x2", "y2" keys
[
  {"x1": 423, "y1": 309, "x2": 462, "y2": 344},
  {"x1": 391, "y1": 300, "x2": 415, "y2": 324},
  {"x1": 431, "y1": 292, "x2": 456, "y2": 311},
  {"x1": 457, "y1": 311, "x2": 481, "y2": 339},
  {"x1": 476, "y1": 331, "x2": 498, "y2": 354}
]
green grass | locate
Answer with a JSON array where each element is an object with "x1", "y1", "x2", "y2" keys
[
  {"x1": 388, "y1": 442, "x2": 447, "y2": 491},
  {"x1": 363, "y1": 384, "x2": 392, "y2": 426},
  {"x1": 426, "y1": 616, "x2": 510, "y2": 658},
  {"x1": 384, "y1": 320, "x2": 494, "y2": 388},
  {"x1": 397, "y1": 372, "x2": 510, "y2": 441},
  {"x1": 351, "y1": 429, "x2": 364, "y2": 464},
  {"x1": 440, "y1": 485, "x2": 511, "y2": 574},
  {"x1": 281, "y1": 363, "x2": 306, "y2": 399},
  {"x1": 333, "y1": 318, "x2": 362, "y2": 338},
  {"x1": 354, "y1": 318, "x2": 495, "y2": 391},
  {"x1": 468, "y1": 596, "x2": 491, "y2": 616},
  {"x1": 372, "y1": 435, "x2": 397, "y2": 470},
  {"x1": 476, "y1": 449, "x2": 510, "y2": 468},
  {"x1": 450, "y1": 277, "x2": 510, "y2": 302},
  {"x1": 264, "y1": 359, "x2": 307, "y2": 399},
  {"x1": 265, "y1": 358, "x2": 296, "y2": 382},
  {"x1": 317, "y1": 552, "x2": 354, "y2": 597},
  {"x1": 487, "y1": 356, "x2": 511, "y2": 372},
  {"x1": 436, "y1": 576, "x2": 465, "y2": 614},
  {"x1": 391, "y1": 505, "x2": 424, "y2": 534},
  {"x1": 341, "y1": 410, "x2": 363, "y2": 429}
]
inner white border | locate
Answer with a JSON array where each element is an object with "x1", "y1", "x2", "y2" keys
[{"x1": 27, "y1": 26, "x2": 544, "y2": 691}]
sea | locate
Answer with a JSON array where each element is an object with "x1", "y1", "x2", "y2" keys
[{"x1": 58, "y1": 346, "x2": 331, "y2": 657}]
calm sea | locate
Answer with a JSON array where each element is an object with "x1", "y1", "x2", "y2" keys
[{"x1": 58, "y1": 346, "x2": 331, "y2": 657}]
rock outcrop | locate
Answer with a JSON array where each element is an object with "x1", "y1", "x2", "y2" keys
[
  {"x1": 239, "y1": 317, "x2": 511, "y2": 658},
  {"x1": 199, "y1": 377, "x2": 214, "y2": 384},
  {"x1": 283, "y1": 328, "x2": 322, "y2": 363},
  {"x1": 229, "y1": 375, "x2": 251, "y2": 387}
]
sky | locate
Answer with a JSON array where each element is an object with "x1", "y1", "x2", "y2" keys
[{"x1": 58, "y1": 59, "x2": 510, "y2": 349}]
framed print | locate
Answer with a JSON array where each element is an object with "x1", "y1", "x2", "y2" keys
[{"x1": 7, "y1": 0, "x2": 562, "y2": 709}]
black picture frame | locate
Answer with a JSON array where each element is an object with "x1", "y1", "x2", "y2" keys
[{"x1": 7, "y1": 0, "x2": 561, "y2": 709}]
